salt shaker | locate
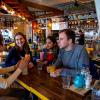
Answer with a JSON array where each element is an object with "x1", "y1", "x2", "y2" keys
[{"x1": 85, "y1": 74, "x2": 92, "y2": 89}]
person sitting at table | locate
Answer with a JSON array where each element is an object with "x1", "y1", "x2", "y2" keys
[
  {"x1": 47, "y1": 29, "x2": 89, "y2": 77},
  {"x1": 77, "y1": 30, "x2": 85, "y2": 45},
  {"x1": 4, "y1": 32, "x2": 38, "y2": 99},
  {"x1": 42, "y1": 35, "x2": 59, "y2": 65},
  {"x1": 4, "y1": 32, "x2": 34, "y2": 68},
  {"x1": 0, "y1": 34, "x2": 3, "y2": 52},
  {"x1": 0, "y1": 34, "x2": 30, "y2": 89}
]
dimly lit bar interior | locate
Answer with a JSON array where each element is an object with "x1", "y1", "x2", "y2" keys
[{"x1": 0, "y1": 0, "x2": 100, "y2": 100}]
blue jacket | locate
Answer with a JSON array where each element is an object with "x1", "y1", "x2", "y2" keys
[{"x1": 4, "y1": 46, "x2": 34, "y2": 67}]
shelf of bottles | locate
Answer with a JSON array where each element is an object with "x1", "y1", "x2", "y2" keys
[
  {"x1": 0, "y1": 20, "x2": 14, "y2": 29},
  {"x1": 32, "y1": 20, "x2": 46, "y2": 44},
  {"x1": 67, "y1": 12, "x2": 98, "y2": 30},
  {"x1": 68, "y1": 19, "x2": 98, "y2": 30},
  {"x1": 0, "y1": 19, "x2": 15, "y2": 29}
]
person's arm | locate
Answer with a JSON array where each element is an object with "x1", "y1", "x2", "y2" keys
[
  {"x1": 64, "y1": 47, "x2": 89, "y2": 75},
  {"x1": 0, "y1": 68, "x2": 22, "y2": 89},
  {"x1": 0, "y1": 56, "x2": 30, "y2": 89},
  {"x1": 4, "y1": 48, "x2": 15, "y2": 66},
  {"x1": 78, "y1": 47, "x2": 89, "y2": 68},
  {"x1": 61, "y1": 47, "x2": 89, "y2": 76},
  {"x1": 54, "y1": 47, "x2": 90, "y2": 77},
  {"x1": 0, "y1": 65, "x2": 15, "y2": 74},
  {"x1": 54, "y1": 50, "x2": 63, "y2": 67}
]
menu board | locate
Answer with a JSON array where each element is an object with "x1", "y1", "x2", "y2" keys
[
  {"x1": 52, "y1": 22, "x2": 68, "y2": 30},
  {"x1": 52, "y1": 22, "x2": 59, "y2": 30}
]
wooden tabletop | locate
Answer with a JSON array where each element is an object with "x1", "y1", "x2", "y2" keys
[
  {"x1": 17, "y1": 67, "x2": 92, "y2": 100},
  {"x1": 91, "y1": 57, "x2": 100, "y2": 65}
]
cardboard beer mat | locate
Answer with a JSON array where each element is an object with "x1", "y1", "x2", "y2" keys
[
  {"x1": 67, "y1": 85, "x2": 90, "y2": 96},
  {"x1": 93, "y1": 80, "x2": 100, "y2": 89}
]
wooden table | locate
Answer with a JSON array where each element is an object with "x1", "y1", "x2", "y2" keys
[
  {"x1": 91, "y1": 57, "x2": 100, "y2": 66},
  {"x1": 17, "y1": 67, "x2": 92, "y2": 100}
]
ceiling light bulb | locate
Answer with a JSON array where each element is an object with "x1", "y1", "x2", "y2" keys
[{"x1": 1, "y1": 5, "x2": 7, "y2": 11}]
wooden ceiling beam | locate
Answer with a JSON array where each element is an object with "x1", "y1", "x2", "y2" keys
[
  {"x1": 3, "y1": 0, "x2": 18, "y2": 4},
  {"x1": 36, "y1": 12, "x2": 63, "y2": 19},
  {"x1": 30, "y1": 11, "x2": 52, "y2": 15},
  {"x1": 79, "y1": 0, "x2": 92, "y2": 3},
  {"x1": 11, "y1": 6, "x2": 24, "y2": 9},
  {"x1": 30, "y1": 11, "x2": 52, "y2": 13},
  {"x1": 4, "y1": 2, "x2": 18, "y2": 4},
  {"x1": 4, "y1": 0, "x2": 18, "y2": 2},
  {"x1": 3, "y1": 0, "x2": 34, "y2": 20},
  {"x1": 14, "y1": 8, "x2": 27, "y2": 11},
  {"x1": 7, "y1": 3, "x2": 21, "y2": 7},
  {"x1": 23, "y1": 0, "x2": 63, "y2": 14}
]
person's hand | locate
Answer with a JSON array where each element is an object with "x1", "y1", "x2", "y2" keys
[
  {"x1": 54, "y1": 69, "x2": 62, "y2": 76},
  {"x1": 18, "y1": 58, "x2": 29, "y2": 71},
  {"x1": 47, "y1": 66, "x2": 50, "y2": 73},
  {"x1": 36, "y1": 59, "x2": 41, "y2": 63},
  {"x1": 25, "y1": 54, "x2": 30, "y2": 62},
  {"x1": 50, "y1": 69, "x2": 62, "y2": 77},
  {"x1": 28, "y1": 62, "x2": 34, "y2": 69},
  {"x1": 15, "y1": 60, "x2": 21, "y2": 69}
]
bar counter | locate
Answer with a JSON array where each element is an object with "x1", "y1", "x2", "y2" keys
[{"x1": 16, "y1": 66, "x2": 94, "y2": 100}]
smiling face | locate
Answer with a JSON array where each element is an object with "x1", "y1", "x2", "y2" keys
[
  {"x1": 46, "y1": 38, "x2": 54, "y2": 49},
  {"x1": 15, "y1": 35, "x2": 26, "y2": 48}
]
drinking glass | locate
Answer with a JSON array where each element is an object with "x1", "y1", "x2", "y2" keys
[
  {"x1": 49, "y1": 65, "x2": 55, "y2": 73},
  {"x1": 40, "y1": 51, "x2": 44, "y2": 61},
  {"x1": 62, "y1": 76, "x2": 71, "y2": 89},
  {"x1": 37, "y1": 61, "x2": 43, "y2": 71},
  {"x1": 22, "y1": 67, "x2": 28, "y2": 75}
]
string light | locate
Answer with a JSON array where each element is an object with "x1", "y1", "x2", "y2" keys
[
  {"x1": 8, "y1": 10, "x2": 15, "y2": 15},
  {"x1": 1, "y1": 1, "x2": 26, "y2": 20},
  {"x1": 22, "y1": 16, "x2": 25, "y2": 20},
  {"x1": 1, "y1": 4, "x2": 7, "y2": 11}
]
